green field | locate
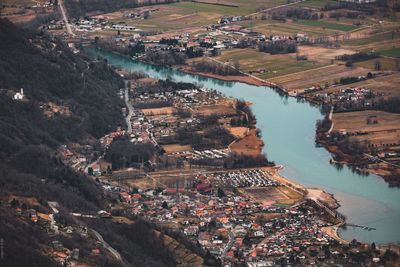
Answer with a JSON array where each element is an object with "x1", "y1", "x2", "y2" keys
[
  {"x1": 296, "y1": 19, "x2": 359, "y2": 32},
  {"x1": 379, "y1": 47, "x2": 400, "y2": 58}
]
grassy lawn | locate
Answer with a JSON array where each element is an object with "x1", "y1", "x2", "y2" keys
[
  {"x1": 295, "y1": 19, "x2": 359, "y2": 31},
  {"x1": 215, "y1": 48, "x2": 326, "y2": 79},
  {"x1": 379, "y1": 47, "x2": 400, "y2": 58}
]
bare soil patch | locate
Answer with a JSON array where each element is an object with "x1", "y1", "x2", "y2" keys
[
  {"x1": 162, "y1": 144, "x2": 192, "y2": 154},
  {"x1": 194, "y1": 104, "x2": 237, "y2": 116},
  {"x1": 141, "y1": 107, "x2": 176, "y2": 115},
  {"x1": 228, "y1": 127, "x2": 249, "y2": 138},
  {"x1": 230, "y1": 128, "x2": 263, "y2": 157}
]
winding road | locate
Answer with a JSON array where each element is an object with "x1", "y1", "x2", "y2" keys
[{"x1": 88, "y1": 228, "x2": 123, "y2": 261}]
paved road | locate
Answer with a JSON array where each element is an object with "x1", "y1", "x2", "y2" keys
[
  {"x1": 89, "y1": 228, "x2": 123, "y2": 261},
  {"x1": 220, "y1": 231, "x2": 235, "y2": 262},
  {"x1": 58, "y1": 0, "x2": 74, "y2": 36},
  {"x1": 124, "y1": 80, "x2": 133, "y2": 135}
]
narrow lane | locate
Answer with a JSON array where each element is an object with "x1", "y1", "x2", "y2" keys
[{"x1": 58, "y1": 0, "x2": 74, "y2": 36}]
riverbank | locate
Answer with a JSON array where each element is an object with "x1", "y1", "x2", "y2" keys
[
  {"x1": 177, "y1": 65, "x2": 269, "y2": 87},
  {"x1": 84, "y1": 47, "x2": 400, "y2": 244},
  {"x1": 316, "y1": 114, "x2": 400, "y2": 188},
  {"x1": 262, "y1": 166, "x2": 346, "y2": 243}
]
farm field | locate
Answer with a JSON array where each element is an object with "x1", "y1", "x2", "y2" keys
[
  {"x1": 326, "y1": 72, "x2": 400, "y2": 98},
  {"x1": 295, "y1": 19, "x2": 359, "y2": 32},
  {"x1": 104, "y1": 5, "x2": 214, "y2": 31},
  {"x1": 141, "y1": 107, "x2": 176, "y2": 116},
  {"x1": 247, "y1": 20, "x2": 339, "y2": 37},
  {"x1": 293, "y1": 0, "x2": 337, "y2": 8},
  {"x1": 100, "y1": 0, "x2": 291, "y2": 31},
  {"x1": 341, "y1": 29, "x2": 400, "y2": 52},
  {"x1": 356, "y1": 57, "x2": 400, "y2": 71},
  {"x1": 297, "y1": 46, "x2": 356, "y2": 64},
  {"x1": 332, "y1": 110, "x2": 400, "y2": 148},
  {"x1": 194, "y1": 104, "x2": 237, "y2": 116},
  {"x1": 170, "y1": 0, "x2": 287, "y2": 16},
  {"x1": 333, "y1": 110, "x2": 400, "y2": 133},
  {"x1": 269, "y1": 64, "x2": 370, "y2": 93},
  {"x1": 379, "y1": 47, "x2": 400, "y2": 58},
  {"x1": 215, "y1": 48, "x2": 326, "y2": 79}
]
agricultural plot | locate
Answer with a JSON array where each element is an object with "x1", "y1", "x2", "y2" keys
[
  {"x1": 194, "y1": 104, "x2": 237, "y2": 116},
  {"x1": 379, "y1": 47, "x2": 400, "y2": 58},
  {"x1": 141, "y1": 107, "x2": 176, "y2": 116},
  {"x1": 356, "y1": 57, "x2": 400, "y2": 71},
  {"x1": 248, "y1": 20, "x2": 338, "y2": 37},
  {"x1": 293, "y1": 0, "x2": 337, "y2": 8},
  {"x1": 170, "y1": 0, "x2": 287, "y2": 16},
  {"x1": 295, "y1": 19, "x2": 359, "y2": 32},
  {"x1": 105, "y1": 5, "x2": 215, "y2": 31},
  {"x1": 269, "y1": 64, "x2": 370, "y2": 93},
  {"x1": 332, "y1": 110, "x2": 400, "y2": 148},
  {"x1": 341, "y1": 29, "x2": 400, "y2": 52},
  {"x1": 215, "y1": 48, "x2": 326, "y2": 79},
  {"x1": 333, "y1": 111, "x2": 400, "y2": 133}
]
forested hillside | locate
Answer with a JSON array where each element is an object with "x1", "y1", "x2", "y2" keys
[{"x1": 0, "y1": 19, "x2": 177, "y2": 267}]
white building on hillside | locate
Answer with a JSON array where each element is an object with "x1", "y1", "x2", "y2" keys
[{"x1": 13, "y1": 88, "x2": 24, "y2": 100}]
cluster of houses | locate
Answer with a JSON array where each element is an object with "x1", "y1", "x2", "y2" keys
[
  {"x1": 195, "y1": 169, "x2": 278, "y2": 188},
  {"x1": 310, "y1": 87, "x2": 383, "y2": 112},
  {"x1": 123, "y1": 6, "x2": 159, "y2": 19},
  {"x1": 62, "y1": 17, "x2": 143, "y2": 33},
  {"x1": 101, "y1": 173, "x2": 371, "y2": 266},
  {"x1": 171, "y1": 148, "x2": 231, "y2": 160},
  {"x1": 58, "y1": 145, "x2": 88, "y2": 172},
  {"x1": 9, "y1": 199, "x2": 96, "y2": 266},
  {"x1": 127, "y1": 78, "x2": 225, "y2": 145}
]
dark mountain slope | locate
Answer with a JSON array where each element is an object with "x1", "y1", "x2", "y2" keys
[{"x1": 0, "y1": 20, "x2": 177, "y2": 267}]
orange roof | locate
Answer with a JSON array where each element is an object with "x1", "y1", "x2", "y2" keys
[
  {"x1": 54, "y1": 251, "x2": 67, "y2": 258},
  {"x1": 37, "y1": 212, "x2": 51, "y2": 221}
]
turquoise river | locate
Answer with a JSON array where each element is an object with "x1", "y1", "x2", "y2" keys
[{"x1": 86, "y1": 48, "x2": 400, "y2": 244}]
